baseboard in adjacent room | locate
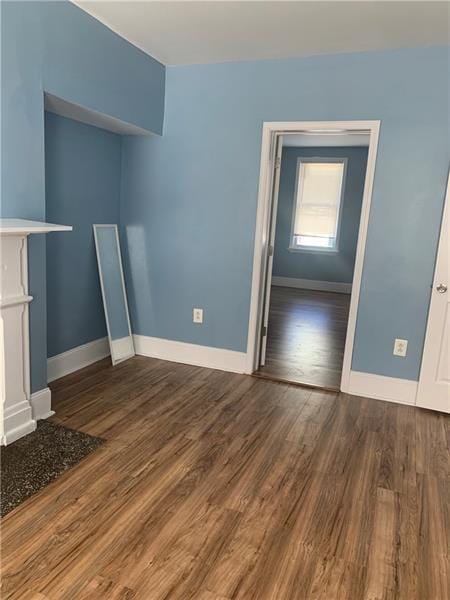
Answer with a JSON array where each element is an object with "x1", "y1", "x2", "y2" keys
[
  {"x1": 344, "y1": 370, "x2": 417, "y2": 406},
  {"x1": 47, "y1": 337, "x2": 110, "y2": 383},
  {"x1": 133, "y1": 335, "x2": 248, "y2": 374},
  {"x1": 272, "y1": 276, "x2": 352, "y2": 294}
]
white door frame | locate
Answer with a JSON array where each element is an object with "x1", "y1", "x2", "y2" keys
[
  {"x1": 245, "y1": 120, "x2": 381, "y2": 392},
  {"x1": 259, "y1": 134, "x2": 283, "y2": 366}
]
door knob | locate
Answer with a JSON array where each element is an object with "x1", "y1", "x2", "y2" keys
[{"x1": 436, "y1": 284, "x2": 448, "y2": 293}]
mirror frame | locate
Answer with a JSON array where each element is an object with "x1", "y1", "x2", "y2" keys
[{"x1": 93, "y1": 224, "x2": 134, "y2": 365}]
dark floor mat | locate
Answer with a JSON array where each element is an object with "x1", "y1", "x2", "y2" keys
[{"x1": 1, "y1": 420, "x2": 104, "y2": 517}]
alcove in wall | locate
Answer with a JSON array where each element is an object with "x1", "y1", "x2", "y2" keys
[{"x1": 44, "y1": 93, "x2": 149, "y2": 381}]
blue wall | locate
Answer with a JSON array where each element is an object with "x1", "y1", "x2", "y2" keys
[
  {"x1": 2, "y1": 0, "x2": 448, "y2": 386},
  {"x1": 1, "y1": 1, "x2": 165, "y2": 391},
  {"x1": 121, "y1": 46, "x2": 449, "y2": 381},
  {"x1": 45, "y1": 112, "x2": 122, "y2": 357},
  {"x1": 273, "y1": 146, "x2": 368, "y2": 283}
]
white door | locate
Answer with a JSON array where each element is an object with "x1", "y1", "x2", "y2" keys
[
  {"x1": 259, "y1": 135, "x2": 283, "y2": 366},
  {"x1": 416, "y1": 172, "x2": 450, "y2": 413}
]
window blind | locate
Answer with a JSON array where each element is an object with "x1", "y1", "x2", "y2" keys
[{"x1": 294, "y1": 162, "x2": 344, "y2": 238}]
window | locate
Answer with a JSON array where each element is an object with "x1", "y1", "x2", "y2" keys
[{"x1": 291, "y1": 159, "x2": 346, "y2": 251}]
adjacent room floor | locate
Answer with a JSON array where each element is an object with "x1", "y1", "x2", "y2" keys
[
  {"x1": 257, "y1": 286, "x2": 351, "y2": 390},
  {"x1": 2, "y1": 356, "x2": 448, "y2": 599}
]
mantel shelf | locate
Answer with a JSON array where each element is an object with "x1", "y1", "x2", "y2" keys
[{"x1": 0, "y1": 219, "x2": 73, "y2": 235}]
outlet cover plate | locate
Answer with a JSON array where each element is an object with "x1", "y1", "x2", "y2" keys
[
  {"x1": 393, "y1": 338, "x2": 408, "y2": 357},
  {"x1": 193, "y1": 308, "x2": 203, "y2": 323}
]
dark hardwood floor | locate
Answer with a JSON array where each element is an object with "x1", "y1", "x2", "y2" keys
[
  {"x1": 1, "y1": 356, "x2": 449, "y2": 599},
  {"x1": 257, "y1": 286, "x2": 351, "y2": 390}
]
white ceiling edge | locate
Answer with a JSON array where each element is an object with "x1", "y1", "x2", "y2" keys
[
  {"x1": 71, "y1": 1, "x2": 449, "y2": 66},
  {"x1": 282, "y1": 133, "x2": 371, "y2": 148},
  {"x1": 44, "y1": 93, "x2": 152, "y2": 136}
]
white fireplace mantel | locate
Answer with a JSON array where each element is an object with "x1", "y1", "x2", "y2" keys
[{"x1": 0, "y1": 219, "x2": 72, "y2": 445}]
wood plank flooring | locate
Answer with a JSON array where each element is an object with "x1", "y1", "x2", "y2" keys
[
  {"x1": 1, "y1": 356, "x2": 449, "y2": 599},
  {"x1": 257, "y1": 286, "x2": 351, "y2": 390}
]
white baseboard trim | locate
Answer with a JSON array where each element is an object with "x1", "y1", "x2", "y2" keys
[
  {"x1": 2, "y1": 388, "x2": 54, "y2": 445},
  {"x1": 47, "y1": 337, "x2": 110, "y2": 383},
  {"x1": 272, "y1": 276, "x2": 352, "y2": 294},
  {"x1": 30, "y1": 387, "x2": 54, "y2": 420},
  {"x1": 344, "y1": 370, "x2": 418, "y2": 406},
  {"x1": 133, "y1": 335, "x2": 247, "y2": 374},
  {"x1": 2, "y1": 401, "x2": 36, "y2": 445}
]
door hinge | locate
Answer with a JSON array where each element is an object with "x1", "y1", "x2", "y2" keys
[
  {"x1": 270, "y1": 156, "x2": 281, "y2": 170},
  {"x1": 268, "y1": 245, "x2": 274, "y2": 256},
  {"x1": 261, "y1": 325, "x2": 267, "y2": 337}
]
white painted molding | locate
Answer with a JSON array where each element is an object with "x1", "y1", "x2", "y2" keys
[
  {"x1": 30, "y1": 387, "x2": 54, "y2": 420},
  {"x1": 1, "y1": 233, "x2": 34, "y2": 446},
  {"x1": 133, "y1": 335, "x2": 247, "y2": 374},
  {"x1": 2, "y1": 387, "x2": 53, "y2": 445},
  {"x1": 47, "y1": 337, "x2": 110, "y2": 383},
  {"x1": 0, "y1": 221, "x2": 72, "y2": 445},
  {"x1": 344, "y1": 370, "x2": 418, "y2": 406},
  {"x1": 0, "y1": 218, "x2": 72, "y2": 234},
  {"x1": 2, "y1": 401, "x2": 36, "y2": 445},
  {"x1": 272, "y1": 276, "x2": 352, "y2": 294}
]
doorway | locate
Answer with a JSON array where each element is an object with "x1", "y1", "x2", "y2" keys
[{"x1": 247, "y1": 121, "x2": 380, "y2": 391}]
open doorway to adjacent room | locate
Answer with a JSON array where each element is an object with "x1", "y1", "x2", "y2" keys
[{"x1": 249, "y1": 122, "x2": 379, "y2": 391}]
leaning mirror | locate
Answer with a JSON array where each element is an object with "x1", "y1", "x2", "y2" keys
[{"x1": 93, "y1": 224, "x2": 135, "y2": 365}]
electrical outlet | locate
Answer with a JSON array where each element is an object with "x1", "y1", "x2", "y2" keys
[
  {"x1": 193, "y1": 308, "x2": 203, "y2": 324},
  {"x1": 393, "y1": 338, "x2": 408, "y2": 357}
]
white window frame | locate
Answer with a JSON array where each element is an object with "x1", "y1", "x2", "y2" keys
[{"x1": 289, "y1": 157, "x2": 348, "y2": 253}]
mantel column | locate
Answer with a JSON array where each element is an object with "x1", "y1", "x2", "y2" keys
[
  {"x1": 0, "y1": 233, "x2": 35, "y2": 444},
  {"x1": 0, "y1": 219, "x2": 72, "y2": 445}
]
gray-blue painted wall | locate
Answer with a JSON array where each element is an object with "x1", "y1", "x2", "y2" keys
[
  {"x1": 2, "y1": 0, "x2": 449, "y2": 387},
  {"x1": 45, "y1": 112, "x2": 122, "y2": 357},
  {"x1": 1, "y1": 0, "x2": 165, "y2": 391},
  {"x1": 273, "y1": 146, "x2": 368, "y2": 283},
  {"x1": 120, "y1": 46, "x2": 449, "y2": 381}
]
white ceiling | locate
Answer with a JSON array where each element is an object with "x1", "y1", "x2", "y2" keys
[
  {"x1": 73, "y1": 1, "x2": 449, "y2": 66},
  {"x1": 282, "y1": 132, "x2": 370, "y2": 147}
]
